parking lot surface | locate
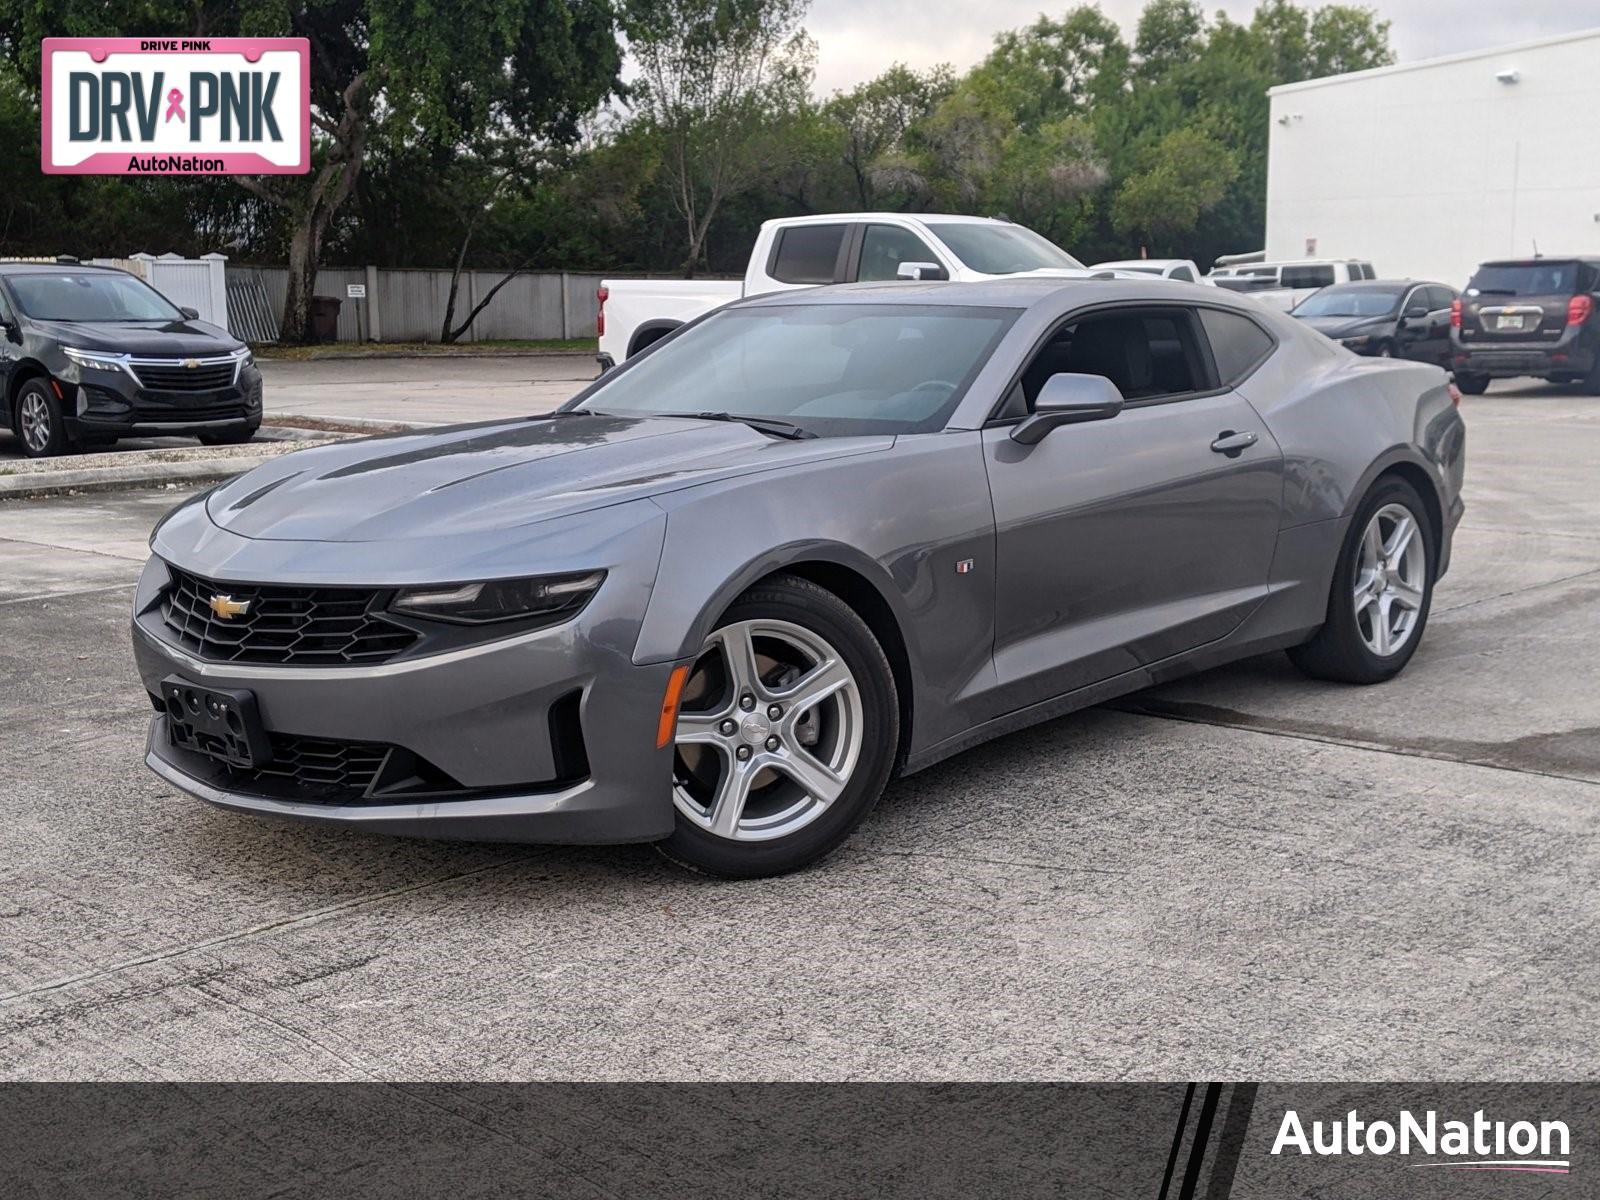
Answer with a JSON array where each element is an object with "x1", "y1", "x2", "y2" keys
[{"x1": 0, "y1": 376, "x2": 1595, "y2": 1081}]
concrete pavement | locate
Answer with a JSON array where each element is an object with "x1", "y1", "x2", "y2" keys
[{"x1": 0, "y1": 380, "x2": 1595, "y2": 1081}]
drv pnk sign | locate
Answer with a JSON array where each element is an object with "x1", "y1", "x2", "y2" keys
[{"x1": 41, "y1": 38, "x2": 309, "y2": 175}]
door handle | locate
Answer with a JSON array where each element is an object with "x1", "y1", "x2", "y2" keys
[{"x1": 1210, "y1": 430, "x2": 1258, "y2": 456}]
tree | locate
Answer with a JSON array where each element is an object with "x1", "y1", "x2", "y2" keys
[
  {"x1": 1111, "y1": 126, "x2": 1238, "y2": 250},
  {"x1": 621, "y1": 0, "x2": 814, "y2": 274},
  {"x1": 0, "y1": 0, "x2": 621, "y2": 341},
  {"x1": 824, "y1": 65, "x2": 952, "y2": 208}
]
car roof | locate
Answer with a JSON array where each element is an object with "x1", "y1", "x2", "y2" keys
[
  {"x1": 759, "y1": 212, "x2": 1012, "y2": 228},
  {"x1": 732, "y1": 277, "x2": 1249, "y2": 312},
  {"x1": 1318, "y1": 278, "x2": 1446, "y2": 290},
  {"x1": 0, "y1": 260, "x2": 126, "y2": 276},
  {"x1": 1477, "y1": 257, "x2": 1600, "y2": 267}
]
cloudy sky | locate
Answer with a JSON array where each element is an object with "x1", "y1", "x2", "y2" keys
[{"x1": 804, "y1": 0, "x2": 1600, "y2": 94}]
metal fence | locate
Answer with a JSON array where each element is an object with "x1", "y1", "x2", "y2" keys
[{"x1": 240, "y1": 265, "x2": 614, "y2": 344}]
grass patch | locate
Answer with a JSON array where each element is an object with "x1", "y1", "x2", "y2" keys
[{"x1": 254, "y1": 338, "x2": 593, "y2": 360}]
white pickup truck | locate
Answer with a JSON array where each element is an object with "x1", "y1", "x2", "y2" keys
[{"x1": 596, "y1": 213, "x2": 1112, "y2": 368}]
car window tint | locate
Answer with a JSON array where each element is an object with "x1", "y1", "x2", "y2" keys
[
  {"x1": 1198, "y1": 308, "x2": 1274, "y2": 386},
  {"x1": 770, "y1": 225, "x2": 847, "y2": 285},
  {"x1": 1282, "y1": 264, "x2": 1336, "y2": 289},
  {"x1": 857, "y1": 225, "x2": 940, "y2": 282},
  {"x1": 1020, "y1": 308, "x2": 1207, "y2": 407},
  {"x1": 1427, "y1": 286, "x2": 1455, "y2": 311}
]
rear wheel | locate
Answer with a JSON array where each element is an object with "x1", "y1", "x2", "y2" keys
[
  {"x1": 15, "y1": 378, "x2": 71, "y2": 458},
  {"x1": 658, "y1": 575, "x2": 898, "y2": 878},
  {"x1": 1289, "y1": 478, "x2": 1435, "y2": 684},
  {"x1": 1453, "y1": 372, "x2": 1490, "y2": 395}
]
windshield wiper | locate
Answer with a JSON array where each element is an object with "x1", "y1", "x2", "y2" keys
[{"x1": 670, "y1": 411, "x2": 815, "y2": 440}]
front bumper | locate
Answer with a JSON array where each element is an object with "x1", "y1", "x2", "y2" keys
[
  {"x1": 66, "y1": 363, "x2": 263, "y2": 438},
  {"x1": 132, "y1": 504, "x2": 682, "y2": 844}
]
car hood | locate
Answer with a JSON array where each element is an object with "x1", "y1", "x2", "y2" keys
[
  {"x1": 34, "y1": 317, "x2": 242, "y2": 356},
  {"x1": 205, "y1": 413, "x2": 892, "y2": 542},
  {"x1": 1296, "y1": 314, "x2": 1392, "y2": 339}
]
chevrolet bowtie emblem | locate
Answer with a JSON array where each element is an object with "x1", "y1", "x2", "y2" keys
[
  {"x1": 209, "y1": 594, "x2": 250, "y2": 620},
  {"x1": 184, "y1": 358, "x2": 200, "y2": 368}
]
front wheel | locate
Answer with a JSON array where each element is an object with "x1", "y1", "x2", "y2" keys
[
  {"x1": 1453, "y1": 372, "x2": 1490, "y2": 395},
  {"x1": 658, "y1": 575, "x2": 899, "y2": 878},
  {"x1": 15, "y1": 379, "x2": 71, "y2": 458},
  {"x1": 1288, "y1": 477, "x2": 1435, "y2": 684}
]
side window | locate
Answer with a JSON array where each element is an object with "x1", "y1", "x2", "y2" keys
[
  {"x1": 1282, "y1": 264, "x2": 1336, "y2": 289},
  {"x1": 1170, "y1": 264, "x2": 1196, "y2": 282},
  {"x1": 1198, "y1": 308, "x2": 1274, "y2": 386},
  {"x1": 1018, "y1": 307, "x2": 1208, "y2": 408},
  {"x1": 857, "y1": 224, "x2": 940, "y2": 282},
  {"x1": 769, "y1": 224, "x2": 847, "y2": 285},
  {"x1": 1425, "y1": 286, "x2": 1454, "y2": 312}
]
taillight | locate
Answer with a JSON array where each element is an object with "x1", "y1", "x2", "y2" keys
[
  {"x1": 1450, "y1": 298, "x2": 1462, "y2": 329},
  {"x1": 596, "y1": 285, "x2": 608, "y2": 337},
  {"x1": 1567, "y1": 295, "x2": 1592, "y2": 326},
  {"x1": 1447, "y1": 381, "x2": 1462, "y2": 408}
]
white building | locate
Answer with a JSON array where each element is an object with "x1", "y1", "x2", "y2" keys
[{"x1": 1265, "y1": 27, "x2": 1600, "y2": 290}]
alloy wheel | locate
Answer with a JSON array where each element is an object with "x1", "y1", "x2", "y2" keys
[
  {"x1": 1353, "y1": 502, "x2": 1426, "y2": 656},
  {"x1": 673, "y1": 618, "x2": 863, "y2": 842},
  {"x1": 19, "y1": 392, "x2": 52, "y2": 454}
]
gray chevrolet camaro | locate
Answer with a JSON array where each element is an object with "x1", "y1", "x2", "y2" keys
[{"x1": 133, "y1": 278, "x2": 1466, "y2": 877}]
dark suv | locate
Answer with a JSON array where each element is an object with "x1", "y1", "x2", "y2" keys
[
  {"x1": 1451, "y1": 256, "x2": 1600, "y2": 394},
  {"x1": 0, "y1": 262, "x2": 263, "y2": 457}
]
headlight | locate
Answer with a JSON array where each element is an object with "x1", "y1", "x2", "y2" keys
[
  {"x1": 391, "y1": 571, "x2": 605, "y2": 625},
  {"x1": 63, "y1": 346, "x2": 131, "y2": 374},
  {"x1": 233, "y1": 347, "x2": 255, "y2": 368}
]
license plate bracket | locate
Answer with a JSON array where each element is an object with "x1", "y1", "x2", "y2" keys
[{"x1": 161, "y1": 676, "x2": 272, "y2": 769}]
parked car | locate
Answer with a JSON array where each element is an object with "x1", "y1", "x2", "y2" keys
[
  {"x1": 1451, "y1": 256, "x2": 1600, "y2": 394},
  {"x1": 135, "y1": 277, "x2": 1465, "y2": 878},
  {"x1": 0, "y1": 262, "x2": 261, "y2": 457},
  {"x1": 1290, "y1": 280, "x2": 1457, "y2": 366},
  {"x1": 597, "y1": 213, "x2": 1110, "y2": 369},
  {"x1": 1210, "y1": 259, "x2": 1377, "y2": 311},
  {"x1": 1089, "y1": 258, "x2": 1209, "y2": 283}
]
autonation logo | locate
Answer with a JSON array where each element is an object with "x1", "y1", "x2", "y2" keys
[{"x1": 1272, "y1": 1108, "x2": 1571, "y2": 1174}]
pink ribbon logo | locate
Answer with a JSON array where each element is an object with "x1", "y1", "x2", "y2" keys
[{"x1": 164, "y1": 87, "x2": 185, "y2": 123}]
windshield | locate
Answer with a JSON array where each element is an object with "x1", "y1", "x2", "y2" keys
[
  {"x1": 1467, "y1": 262, "x2": 1579, "y2": 297},
  {"x1": 934, "y1": 223, "x2": 1084, "y2": 274},
  {"x1": 7, "y1": 271, "x2": 183, "y2": 321},
  {"x1": 575, "y1": 304, "x2": 1018, "y2": 436},
  {"x1": 1293, "y1": 287, "x2": 1404, "y2": 318}
]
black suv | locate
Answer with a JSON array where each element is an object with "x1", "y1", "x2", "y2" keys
[
  {"x1": 1451, "y1": 256, "x2": 1600, "y2": 394},
  {"x1": 1291, "y1": 279, "x2": 1457, "y2": 366},
  {"x1": 0, "y1": 262, "x2": 262, "y2": 457}
]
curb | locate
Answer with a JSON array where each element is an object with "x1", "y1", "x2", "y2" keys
[{"x1": 0, "y1": 454, "x2": 283, "y2": 500}]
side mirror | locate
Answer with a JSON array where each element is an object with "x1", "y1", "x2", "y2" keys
[
  {"x1": 1009, "y1": 373, "x2": 1124, "y2": 445},
  {"x1": 179, "y1": 306, "x2": 200, "y2": 320},
  {"x1": 1403, "y1": 303, "x2": 1428, "y2": 320},
  {"x1": 0, "y1": 317, "x2": 18, "y2": 342},
  {"x1": 896, "y1": 261, "x2": 948, "y2": 282}
]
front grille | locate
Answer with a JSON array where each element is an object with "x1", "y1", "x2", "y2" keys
[
  {"x1": 160, "y1": 566, "x2": 421, "y2": 666},
  {"x1": 131, "y1": 360, "x2": 238, "y2": 391}
]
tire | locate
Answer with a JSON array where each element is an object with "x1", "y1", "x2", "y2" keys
[
  {"x1": 1288, "y1": 477, "x2": 1436, "y2": 685},
  {"x1": 14, "y1": 378, "x2": 71, "y2": 458},
  {"x1": 657, "y1": 574, "x2": 899, "y2": 878},
  {"x1": 1453, "y1": 372, "x2": 1490, "y2": 395},
  {"x1": 198, "y1": 423, "x2": 260, "y2": 446},
  {"x1": 1375, "y1": 343, "x2": 1394, "y2": 358},
  {"x1": 1582, "y1": 356, "x2": 1600, "y2": 396}
]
